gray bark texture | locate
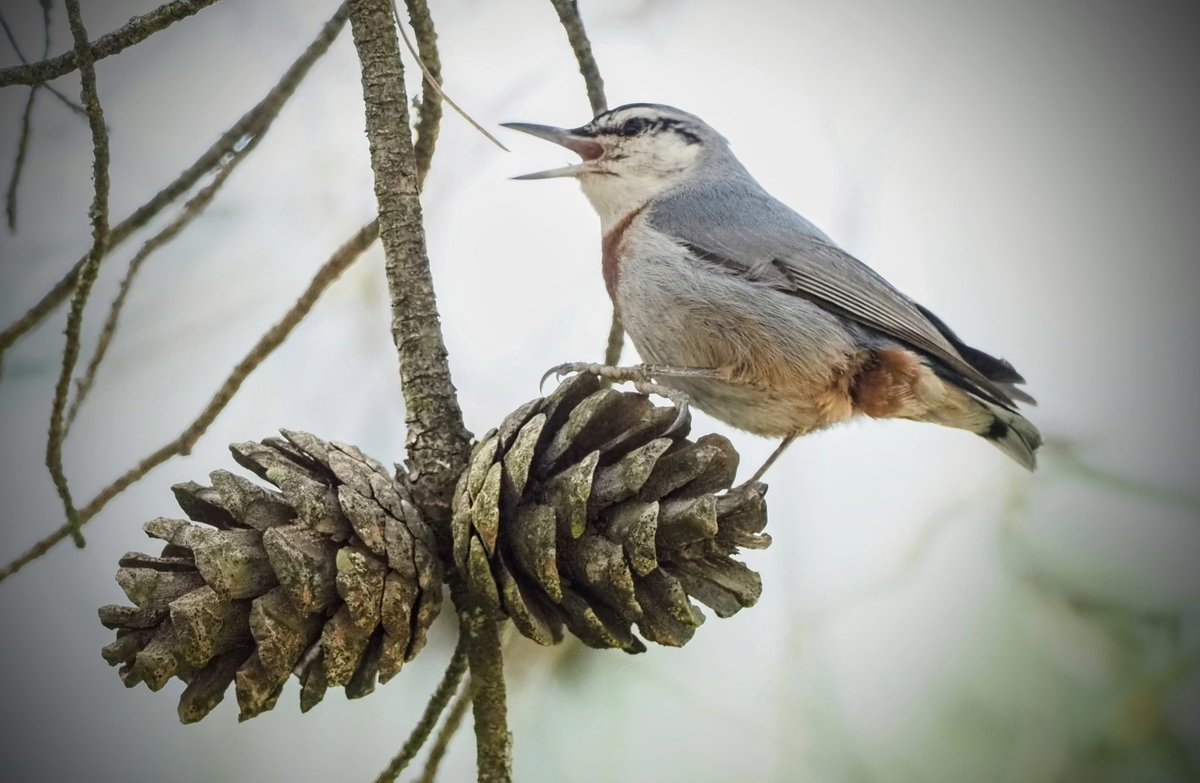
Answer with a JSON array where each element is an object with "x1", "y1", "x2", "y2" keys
[{"x1": 345, "y1": 1, "x2": 510, "y2": 780}]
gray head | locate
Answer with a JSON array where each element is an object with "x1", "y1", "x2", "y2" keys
[{"x1": 503, "y1": 103, "x2": 733, "y2": 229}]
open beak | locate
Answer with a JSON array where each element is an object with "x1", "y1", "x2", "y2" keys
[{"x1": 501, "y1": 122, "x2": 604, "y2": 180}]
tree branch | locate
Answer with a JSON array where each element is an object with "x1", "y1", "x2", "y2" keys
[
  {"x1": 65, "y1": 113, "x2": 268, "y2": 433},
  {"x1": 346, "y1": 0, "x2": 470, "y2": 526},
  {"x1": 547, "y1": 0, "x2": 623, "y2": 365},
  {"x1": 375, "y1": 631, "x2": 469, "y2": 783},
  {"x1": 416, "y1": 672, "x2": 474, "y2": 782},
  {"x1": 548, "y1": 0, "x2": 607, "y2": 117},
  {"x1": 0, "y1": 0, "x2": 222, "y2": 88},
  {"x1": 48, "y1": 0, "x2": 111, "y2": 548},
  {"x1": 346, "y1": 2, "x2": 509, "y2": 780},
  {"x1": 0, "y1": 3, "x2": 349, "y2": 374},
  {"x1": 402, "y1": 0, "x2": 442, "y2": 189},
  {"x1": 0, "y1": 219, "x2": 379, "y2": 585}
]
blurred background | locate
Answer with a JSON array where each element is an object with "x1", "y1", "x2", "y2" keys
[{"x1": 1, "y1": 0, "x2": 1198, "y2": 780}]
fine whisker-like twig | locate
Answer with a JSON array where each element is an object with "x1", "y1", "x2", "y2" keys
[
  {"x1": 391, "y1": 0, "x2": 507, "y2": 153},
  {"x1": 1, "y1": 5, "x2": 87, "y2": 232},
  {"x1": 47, "y1": 0, "x2": 111, "y2": 548}
]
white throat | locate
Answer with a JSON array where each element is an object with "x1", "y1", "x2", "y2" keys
[{"x1": 577, "y1": 137, "x2": 702, "y2": 232}]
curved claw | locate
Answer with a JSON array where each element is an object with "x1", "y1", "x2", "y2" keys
[
  {"x1": 539, "y1": 361, "x2": 604, "y2": 393},
  {"x1": 664, "y1": 396, "x2": 690, "y2": 435},
  {"x1": 539, "y1": 365, "x2": 563, "y2": 394}
]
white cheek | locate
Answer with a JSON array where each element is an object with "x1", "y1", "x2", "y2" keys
[{"x1": 579, "y1": 136, "x2": 702, "y2": 231}]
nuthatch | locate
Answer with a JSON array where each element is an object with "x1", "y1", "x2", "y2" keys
[{"x1": 502, "y1": 103, "x2": 1041, "y2": 482}]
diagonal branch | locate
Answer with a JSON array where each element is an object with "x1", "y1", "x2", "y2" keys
[
  {"x1": 547, "y1": 0, "x2": 623, "y2": 365},
  {"x1": 64, "y1": 106, "x2": 276, "y2": 433},
  {"x1": 0, "y1": 0, "x2": 222, "y2": 88},
  {"x1": 0, "y1": 3, "x2": 349, "y2": 374},
  {"x1": 48, "y1": 0, "x2": 111, "y2": 548},
  {"x1": 416, "y1": 672, "x2": 474, "y2": 782},
  {"x1": 0, "y1": 219, "x2": 380, "y2": 584},
  {"x1": 375, "y1": 631, "x2": 469, "y2": 782}
]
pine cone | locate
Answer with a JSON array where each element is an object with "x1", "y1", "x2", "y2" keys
[
  {"x1": 452, "y1": 373, "x2": 770, "y2": 653},
  {"x1": 99, "y1": 431, "x2": 443, "y2": 723}
]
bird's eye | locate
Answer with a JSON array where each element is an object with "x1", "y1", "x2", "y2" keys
[{"x1": 618, "y1": 117, "x2": 650, "y2": 136}]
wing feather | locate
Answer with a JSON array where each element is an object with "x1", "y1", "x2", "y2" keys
[{"x1": 650, "y1": 180, "x2": 1032, "y2": 409}]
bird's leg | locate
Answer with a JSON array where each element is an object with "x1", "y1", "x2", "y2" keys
[
  {"x1": 741, "y1": 434, "x2": 797, "y2": 486},
  {"x1": 542, "y1": 361, "x2": 726, "y2": 435}
]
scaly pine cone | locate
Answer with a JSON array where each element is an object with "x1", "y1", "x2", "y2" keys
[
  {"x1": 98, "y1": 431, "x2": 442, "y2": 723},
  {"x1": 452, "y1": 373, "x2": 770, "y2": 653}
]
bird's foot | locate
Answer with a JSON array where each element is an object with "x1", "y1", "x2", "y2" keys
[
  {"x1": 541, "y1": 362, "x2": 719, "y2": 434},
  {"x1": 540, "y1": 361, "x2": 724, "y2": 390}
]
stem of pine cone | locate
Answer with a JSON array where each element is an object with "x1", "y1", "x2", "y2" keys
[{"x1": 346, "y1": 1, "x2": 509, "y2": 781}]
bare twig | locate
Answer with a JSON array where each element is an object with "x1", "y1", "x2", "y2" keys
[
  {"x1": 0, "y1": 3, "x2": 349, "y2": 374},
  {"x1": 5, "y1": 85, "x2": 36, "y2": 231},
  {"x1": 47, "y1": 0, "x2": 111, "y2": 548},
  {"x1": 0, "y1": 219, "x2": 380, "y2": 585},
  {"x1": 391, "y1": 2, "x2": 507, "y2": 154},
  {"x1": 2, "y1": 4, "x2": 86, "y2": 232},
  {"x1": 0, "y1": 7, "x2": 88, "y2": 116},
  {"x1": 401, "y1": 0, "x2": 443, "y2": 187},
  {"x1": 416, "y1": 675, "x2": 474, "y2": 783},
  {"x1": 548, "y1": 0, "x2": 607, "y2": 116},
  {"x1": 375, "y1": 632, "x2": 469, "y2": 783},
  {"x1": 546, "y1": 0, "x2": 623, "y2": 365},
  {"x1": 0, "y1": 0, "x2": 222, "y2": 88}
]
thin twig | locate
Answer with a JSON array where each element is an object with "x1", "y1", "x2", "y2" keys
[
  {"x1": 64, "y1": 156, "x2": 245, "y2": 432},
  {"x1": 546, "y1": 0, "x2": 623, "y2": 365},
  {"x1": 0, "y1": 3, "x2": 349, "y2": 374},
  {"x1": 48, "y1": 0, "x2": 110, "y2": 548},
  {"x1": 401, "y1": 0, "x2": 443, "y2": 187},
  {"x1": 5, "y1": 85, "x2": 37, "y2": 231},
  {"x1": 0, "y1": 219, "x2": 380, "y2": 585},
  {"x1": 415, "y1": 675, "x2": 474, "y2": 783},
  {"x1": 0, "y1": 0, "x2": 222, "y2": 88},
  {"x1": 0, "y1": 7, "x2": 88, "y2": 116},
  {"x1": 375, "y1": 633, "x2": 469, "y2": 783},
  {"x1": 548, "y1": 0, "x2": 607, "y2": 116},
  {"x1": 2, "y1": 4, "x2": 86, "y2": 232},
  {"x1": 391, "y1": 2, "x2": 507, "y2": 153}
]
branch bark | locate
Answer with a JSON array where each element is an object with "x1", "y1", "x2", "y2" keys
[
  {"x1": 346, "y1": 2, "x2": 508, "y2": 781},
  {"x1": 0, "y1": 0, "x2": 221, "y2": 87}
]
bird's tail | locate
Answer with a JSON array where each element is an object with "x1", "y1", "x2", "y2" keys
[
  {"x1": 978, "y1": 402, "x2": 1042, "y2": 470},
  {"x1": 914, "y1": 385, "x2": 1042, "y2": 470}
]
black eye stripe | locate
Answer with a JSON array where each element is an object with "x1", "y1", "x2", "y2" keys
[{"x1": 618, "y1": 117, "x2": 650, "y2": 136}]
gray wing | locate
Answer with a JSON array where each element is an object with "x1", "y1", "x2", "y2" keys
[{"x1": 649, "y1": 179, "x2": 1032, "y2": 409}]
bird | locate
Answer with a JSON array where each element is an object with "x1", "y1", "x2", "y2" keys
[{"x1": 501, "y1": 103, "x2": 1041, "y2": 483}]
